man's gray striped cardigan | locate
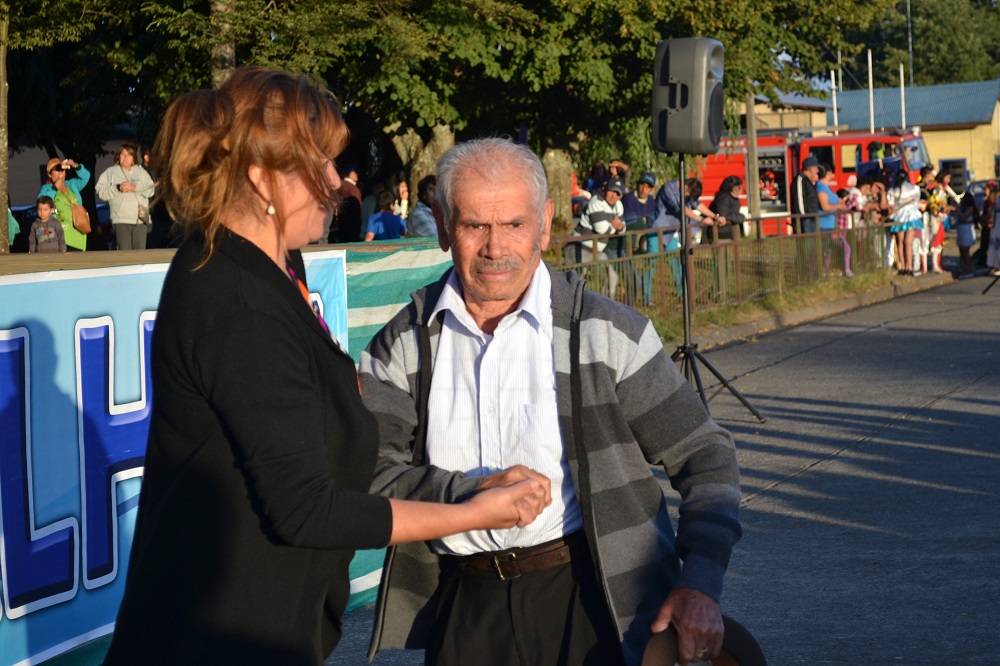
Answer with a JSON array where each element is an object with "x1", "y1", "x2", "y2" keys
[{"x1": 359, "y1": 263, "x2": 742, "y2": 665}]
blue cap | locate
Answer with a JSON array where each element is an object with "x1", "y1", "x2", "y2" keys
[{"x1": 605, "y1": 178, "x2": 625, "y2": 194}]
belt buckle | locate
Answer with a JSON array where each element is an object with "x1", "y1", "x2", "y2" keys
[{"x1": 491, "y1": 552, "x2": 520, "y2": 581}]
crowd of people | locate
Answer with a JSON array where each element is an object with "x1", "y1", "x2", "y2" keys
[
  {"x1": 789, "y1": 156, "x2": 999, "y2": 279},
  {"x1": 9, "y1": 135, "x2": 998, "y2": 282},
  {"x1": 326, "y1": 168, "x2": 440, "y2": 243},
  {"x1": 561, "y1": 152, "x2": 1000, "y2": 311},
  {"x1": 8, "y1": 145, "x2": 438, "y2": 253}
]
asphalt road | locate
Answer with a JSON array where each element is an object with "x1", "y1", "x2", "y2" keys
[{"x1": 333, "y1": 271, "x2": 1000, "y2": 665}]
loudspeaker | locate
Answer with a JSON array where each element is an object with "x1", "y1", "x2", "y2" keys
[{"x1": 651, "y1": 37, "x2": 724, "y2": 155}]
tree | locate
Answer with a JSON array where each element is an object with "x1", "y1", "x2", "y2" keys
[
  {"x1": 840, "y1": 0, "x2": 1000, "y2": 89},
  {"x1": 3, "y1": 0, "x2": 902, "y2": 249},
  {"x1": 1, "y1": 0, "x2": 112, "y2": 251}
]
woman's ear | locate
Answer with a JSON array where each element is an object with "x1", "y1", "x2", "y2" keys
[{"x1": 247, "y1": 165, "x2": 272, "y2": 206}]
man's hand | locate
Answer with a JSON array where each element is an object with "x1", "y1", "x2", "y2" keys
[
  {"x1": 478, "y1": 465, "x2": 553, "y2": 527},
  {"x1": 650, "y1": 588, "x2": 723, "y2": 664}
]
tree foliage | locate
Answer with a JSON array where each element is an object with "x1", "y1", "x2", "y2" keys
[
  {"x1": 840, "y1": 0, "x2": 1000, "y2": 89},
  {"x1": 1, "y1": 0, "x2": 113, "y2": 249},
  {"x1": 2, "y1": 0, "x2": 911, "y2": 247}
]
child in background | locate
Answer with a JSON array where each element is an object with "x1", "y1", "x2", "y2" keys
[
  {"x1": 29, "y1": 196, "x2": 66, "y2": 253},
  {"x1": 836, "y1": 188, "x2": 857, "y2": 278},
  {"x1": 363, "y1": 190, "x2": 407, "y2": 241}
]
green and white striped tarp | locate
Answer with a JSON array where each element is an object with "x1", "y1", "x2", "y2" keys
[{"x1": 340, "y1": 239, "x2": 452, "y2": 610}]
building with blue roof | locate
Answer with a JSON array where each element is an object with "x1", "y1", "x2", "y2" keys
[{"x1": 827, "y1": 79, "x2": 1000, "y2": 185}]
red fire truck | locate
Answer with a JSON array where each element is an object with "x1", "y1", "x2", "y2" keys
[{"x1": 695, "y1": 128, "x2": 933, "y2": 235}]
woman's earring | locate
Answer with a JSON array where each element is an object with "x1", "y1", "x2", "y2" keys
[{"x1": 266, "y1": 202, "x2": 276, "y2": 216}]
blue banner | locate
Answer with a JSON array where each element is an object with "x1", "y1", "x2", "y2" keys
[{"x1": 0, "y1": 250, "x2": 357, "y2": 665}]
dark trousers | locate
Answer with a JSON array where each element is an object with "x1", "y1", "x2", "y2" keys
[{"x1": 427, "y1": 538, "x2": 624, "y2": 666}]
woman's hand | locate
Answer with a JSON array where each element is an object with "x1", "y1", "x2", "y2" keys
[
  {"x1": 467, "y1": 478, "x2": 552, "y2": 529},
  {"x1": 477, "y1": 465, "x2": 552, "y2": 528},
  {"x1": 386, "y1": 468, "x2": 552, "y2": 545}
]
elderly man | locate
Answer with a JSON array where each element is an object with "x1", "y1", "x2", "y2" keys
[{"x1": 360, "y1": 138, "x2": 742, "y2": 666}]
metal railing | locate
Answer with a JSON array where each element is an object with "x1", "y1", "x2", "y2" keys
[{"x1": 548, "y1": 213, "x2": 889, "y2": 319}]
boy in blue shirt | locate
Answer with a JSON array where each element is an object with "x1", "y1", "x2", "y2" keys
[{"x1": 364, "y1": 190, "x2": 407, "y2": 241}]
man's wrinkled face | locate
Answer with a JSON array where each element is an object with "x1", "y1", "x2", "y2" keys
[{"x1": 442, "y1": 174, "x2": 552, "y2": 316}]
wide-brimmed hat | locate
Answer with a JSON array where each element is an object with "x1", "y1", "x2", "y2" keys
[{"x1": 642, "y1": 615, "x2": 766, "y2": 666}]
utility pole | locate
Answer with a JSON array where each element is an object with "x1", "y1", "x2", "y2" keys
[{"x1": 745, "y1": 92, "x2": 761, "y2": 221}]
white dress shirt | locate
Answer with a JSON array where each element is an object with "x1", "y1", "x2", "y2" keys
[{"x1": 426, "y1": 264, "x2": 582, "y2": 555}]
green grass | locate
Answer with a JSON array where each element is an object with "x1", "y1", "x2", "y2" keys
[{"x1": 646, "y1": 270, "x2": 897, "y2": 346}]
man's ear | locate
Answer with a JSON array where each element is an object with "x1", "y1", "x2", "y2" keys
[
  {"x1": 540, "y1": 198, "x2": 554, "y2": 251},
  {"x1": 432, "y1": 200, "x2": 450, "y2": 252}
]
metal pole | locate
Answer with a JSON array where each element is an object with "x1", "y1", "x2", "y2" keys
[
  {"x1": 745, "y1": 91, "x2": 762, "y2": 221},
  {"x1": 900, "y1": 63, "x2": 906, "y2": 130},
  {"x1": 679, "y1": 154, "x2": 692, "y2": 347},
  {"x1": 868, "y1": 49, "x2": 875, "y2": 133},
  {"x1": 831, "y1": 70, "x2": 839, "y2": 135}
]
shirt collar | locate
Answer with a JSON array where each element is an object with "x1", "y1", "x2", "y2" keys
[{"x1": 431, "y1": 262, "x2": 552, "y2": 341}]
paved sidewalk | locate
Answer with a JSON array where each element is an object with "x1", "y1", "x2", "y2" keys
[{"x1": 694, "y1": 274, "x2": 1000, "y2": 664}]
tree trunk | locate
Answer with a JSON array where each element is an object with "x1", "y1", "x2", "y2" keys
[
  {"x1": 1, "y1": 16, "x2": 9, "y2": 252},
  {"x1": 387, "y1": 123, "x2": 454, "y2": 208},
  {"x1": 410, "y1": 124, "x2": 453, "y2": 201},
  {"x1": 542, "y1": 147, "x2": 573, "y2": 237},
  {"x1": 210, "y1": 1, "x2": 235, "y2": 89}
]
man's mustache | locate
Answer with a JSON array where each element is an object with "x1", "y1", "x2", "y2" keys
[{"x1": 473, "y1": 258, "x2": 520, "y2": 272}]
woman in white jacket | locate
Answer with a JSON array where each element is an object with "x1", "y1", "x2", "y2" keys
[{"x1": 96, "y1": 144, "x2": 155, "y2": 250}]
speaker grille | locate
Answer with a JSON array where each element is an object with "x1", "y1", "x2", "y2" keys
[{"x1": 708, "y1": 83, "x2": 724, "y2": 146}]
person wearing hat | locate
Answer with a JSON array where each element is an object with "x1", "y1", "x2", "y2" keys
[
  {"x1": 38, "y1": 157, "x2": 91, "y2": 251},
  {"x1": 622, "y1": 172, "x2": 658, "y2": 229},
  {"x1": 570, "y1": 176, "x2": 626, "y2": 295},
  {"x1": 790, "y1": 156, "x2": 820, "y2": 234}
]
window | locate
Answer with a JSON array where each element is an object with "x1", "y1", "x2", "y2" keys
[
  {"x1": 902, "y1": 138, "x2": 931, "y2": 171},
  {"x1": 841, "y1": 145, "x2": 860, "y2": 172},
  {"x1": 807, "y1": 146, "x2": 834, "y2": 170}
]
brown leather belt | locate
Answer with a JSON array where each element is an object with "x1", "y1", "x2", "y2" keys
[{"x1": 443, "y1": 532, "x2": 585, "y2": 581}]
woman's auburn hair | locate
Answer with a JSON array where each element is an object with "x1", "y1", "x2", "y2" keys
[{"x1": 152, "y1": 67, "x2": 348, "y2": 262}]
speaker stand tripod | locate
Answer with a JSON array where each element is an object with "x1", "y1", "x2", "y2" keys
[
  {"x1": 669, "y1": 155, "x2": 766, "y2": 423},
  {"x1": 982, "y1": 273, "x2": 1000, "y2": 295}
]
